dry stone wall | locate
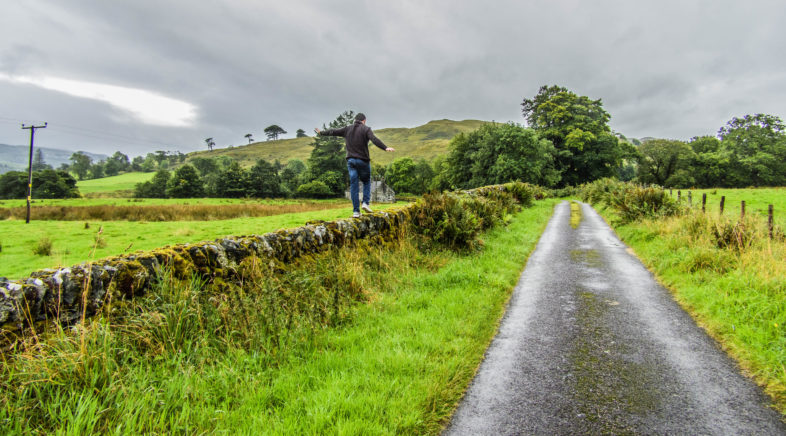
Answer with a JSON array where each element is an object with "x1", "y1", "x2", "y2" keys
[
  {"x1": 0, "y1": 183, "x2": 532, "y2": 337},
  {"x1": 0, "y1": 210, "x2": 407, "y2": 335}
]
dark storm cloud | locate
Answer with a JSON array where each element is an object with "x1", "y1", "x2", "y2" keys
[{"x1": 1, "y1": 0, "x2": 785, "y2": 155}]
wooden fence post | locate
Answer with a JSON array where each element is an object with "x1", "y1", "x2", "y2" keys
[
  {"x1": 688, "y1": 191, "x2": 692, "y2": 207},
  {"x1": 741, "y1": 201, "x2": 745, "y2": 219},
  {"x1": 769, "y1": 205, "x2": 774, "y2": 240},
  {"x1": 720, "y1": 196, "x2": 725, "y2": 215},
  {"x1": 678, "y1": 190, "x2": 681, "y2": 202},
  {"x1": 702, "y1": 193, "x2": 707, "y2": 213}
]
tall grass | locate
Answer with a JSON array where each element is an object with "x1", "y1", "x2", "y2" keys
[
  {"x1": 0, "y1": 198, "x2": 558, "y2": 434},
  {"x1": 579, "y1": 178, "x2": 680, "y2": 223},
  {"x1": 0, "y1": 201, "x2": 348, "y2": 221},
  {"x1": 606, "y1": 205, "x2": 786, "y2": 413}
]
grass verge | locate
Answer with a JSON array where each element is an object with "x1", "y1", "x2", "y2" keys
[
  {"x1": 599, "y1": 207, "x2": 786, "y2": 414},
  {"x1": 0, "y1": 199, "x2": 558, "y2": 434}
]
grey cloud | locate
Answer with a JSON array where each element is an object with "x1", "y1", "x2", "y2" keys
[{"x1": 1, "y1": 0, "x2": 785, "y2": 155}]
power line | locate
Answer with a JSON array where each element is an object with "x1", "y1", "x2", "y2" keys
[{"x1": 0, "y1": 115, "x2": 188, "y2": 149}]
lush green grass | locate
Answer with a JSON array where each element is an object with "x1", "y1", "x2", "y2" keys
[
  {"x1": 0, "y1": 199, "x2": 558, "y2": 434},
  {"x1": 602, "y1": 206, "x2": 786, "y2": 414},
  {"x1": 186, "y1": 119, "x2": 487, "y2": 167},
  {"x1": 76, "y1": 172, "x2": 154, "y2": 194},
  {"x1": 673, "y1": 187, "x2": 786, "y2": 226},
  {"x1": 0, "y1": 204, "x2": 406, "y2": 279}
]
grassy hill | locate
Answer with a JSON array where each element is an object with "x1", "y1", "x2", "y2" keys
[
  {"x1": 186, "y1": 119, "x2": 487, "y2": 167},
  {"x1": 76, "y1": 172, "x2": 154, "y2": 197}
]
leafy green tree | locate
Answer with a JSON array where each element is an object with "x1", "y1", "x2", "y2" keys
[
  {"x1": 0, "y1": 170, "x2": 79, "y2": 199},
  {"x1": 154, "y1": 151, "x2": 168, "y2": 166},
  {"x1": 296, "y1": 180, "x2": 333, "y2": 198},
  {"x1": 315, "y1": 170, "x2": 344, "y2": 195},
  {"x1": 89, "y1": 161, "x2": 105, "y2": 179},
  {"x1": 388, "y1": 158, "x2": 417, "y2": 193},
  {"x1": 372, "y1": 162, "x2": 386, "y2": 181},
  {"x1": 247, "y1": 159, "x2": 282, "y2": 198},
  {"x1": 213, "y1": 161, "x2": 248, "y2": 198},
  {"x1": 69, "y1": 152, "x2": 92, "y2": 180},
  {"x1": 429, "y1": 156, "x2": 452, "y2": 192},
  {"x1": 385, "y1": 157, "x2": 435, "y2": 194},
  {"x1": 0, "y1": 172, "x2": 27, "y2": 199},
  {"x1": 296, "y1": 129, "x2": 308, "y2": 138},
  {"x1": 32, "y1": 149, "x2": 52, "y2": 171},
  {"x1": 245, "y1": 133, "x2": 254, "y2": 144},
  {"x1": 689, "y1": 135, "x2": 721, "y2": 154},
  {"x1": 140, "y1": 154, "x2": 157, "y2": 172},
  {"x1": 717, "y1": 113, "x2": 786, "y2": 187},
  {"x1": 205, "y1": 137, "x2": 215, "y2": 151},
  {"x1": 687, "y1": 136, "x2": 725, "y2": 188},
  {"x1": 134, "y1": 169, "x2": 171, "y2": 198},
  {"x1": 166, "y1": 165, "x2": 204, "y2": 198},
  {"x1": 34, "y1": 170, "x2": 80, "y2": 198},
  {"x1": 264, "y1": 125, "x2": 287, "y2": 141},
  {"x1": 446, "y1": 122, "x2": 560, "y2": 189},
  {"x1": 190, "y1": 157, "x2": 219, "y2": 176},
  {"x1": 104, "y1": 152, "x2": 127, "y2": 177},
  {"x1": 521, "y1": 85, "x2": 624, "y2": 186},
  {"x1": 636, "y1": 139, "x2": 696, "y2": 187},
  {"x1": 280, "y1": 159, "x2": 306, "y2": 195}
]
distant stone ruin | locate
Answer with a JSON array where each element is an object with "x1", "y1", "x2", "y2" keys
[{"x1": 345, "y1": 181, "x2": 396, "y2": 203}]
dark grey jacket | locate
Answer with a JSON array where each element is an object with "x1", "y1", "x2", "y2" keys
[{"x1": 319, "y1": 120, "x2": 388, "y2": 162}]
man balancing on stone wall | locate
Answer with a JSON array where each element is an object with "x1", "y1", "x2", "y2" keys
[{"x1": 314, "y1": 113, "x2": 395, "y2": 218}]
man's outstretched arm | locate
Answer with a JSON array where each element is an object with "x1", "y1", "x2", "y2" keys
[
  {"x1": 368, "y1": 130, "x2": 395, "y2": 152},
  {"x1": 314, "y1": 126, "x2": 349, "y2": 137}
]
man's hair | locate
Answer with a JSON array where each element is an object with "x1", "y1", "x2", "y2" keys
[{"x1": 355, "y1": 113, "x2": 366, "y2": 122}]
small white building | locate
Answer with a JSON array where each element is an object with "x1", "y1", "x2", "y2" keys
[{"x1": 345, "y1": 180, "x2": 396, "y2": 203}]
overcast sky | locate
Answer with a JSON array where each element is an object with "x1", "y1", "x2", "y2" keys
[{"x1": 1, "y1": 0, "x2": 784, "y2": 157}]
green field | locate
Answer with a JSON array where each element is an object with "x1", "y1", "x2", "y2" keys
[
  {"x1": 0, "y1": 198, "x2": 559, "y2": 434},
  {"x1": 76, "y1": 171, "x2": 154, "y2": 195},
  {"x1": 0, "y1": 204, "x2": 405, "y2": 279},
  {"x1": 186, "y1": 119, "x2": 487, "y2": 167},
  {"x1": 679, "y1": 188, "x2": 786, "y2": 225}
]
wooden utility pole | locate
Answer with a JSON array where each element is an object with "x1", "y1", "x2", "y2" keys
[{"x1": 21, "y1": 122, "x2": 47, "y2": 224}]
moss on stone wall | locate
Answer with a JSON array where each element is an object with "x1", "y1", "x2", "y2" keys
[{"x1": 0, "y1": 183, "x2": 536, "y2": 341}]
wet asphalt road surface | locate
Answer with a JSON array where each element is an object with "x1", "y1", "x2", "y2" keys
[{"x1": 444, "y1": 201, "x2": 786, "y2": 435}]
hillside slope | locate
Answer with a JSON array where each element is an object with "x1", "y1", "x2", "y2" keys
[
  {"x1": 0, "y1": 144, "x2": 107, "y2": 174},
  {"x1": 187, "y1": 119, "x2": 487, "y2": 167}
]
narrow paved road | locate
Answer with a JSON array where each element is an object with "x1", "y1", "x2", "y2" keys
[{"x1": 444, "y1": 201, "x2": 786, "y2": 435}]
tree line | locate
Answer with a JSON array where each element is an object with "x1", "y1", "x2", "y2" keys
[
  {"x1": 134, "y1": 89, "x2": 786, "y2": 199},
  {"x1": 66, "y1": 150, "x2": 187, "y2": 180},
  {"x1": 4, "y1": 86, "x2": 784, "y2": 200},
  {"x1": 635, "y1": 113, "x2": 786, "y2": 188}
]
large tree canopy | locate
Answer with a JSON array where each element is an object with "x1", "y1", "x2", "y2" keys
[
  {"x1": 717, "y1": 113, "x2": 786, "y2": 187},
  {"x1": 445, "y1": 122, "x2": 559, "y2": 189},
  {"x1": 635, "y1": 139, "x2": 696, "y2": 187},
  {"x1": 264, "y1": 125, "x2": 287, "y2": 141},
  {"x1": 0, "y1": 170, "x2": 79, "y2": 199},
  {"x1": 521, "y1": 85, "x2": 623, "y2": 186}
]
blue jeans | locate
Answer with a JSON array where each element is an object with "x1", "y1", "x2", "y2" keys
[{"x1": 347, "y1": 158, "x2": 371, "y2": 212}]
